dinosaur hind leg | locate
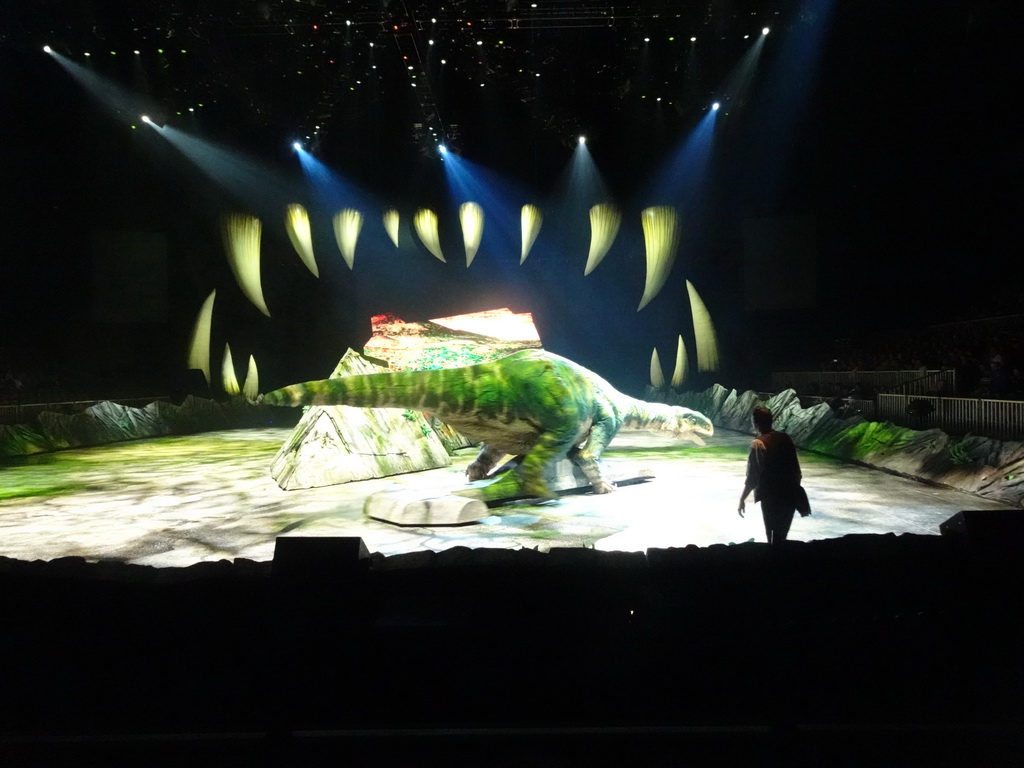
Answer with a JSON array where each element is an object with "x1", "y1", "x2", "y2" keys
[{"x1": 516, "y1": 428, "x2": 580, "y2": 499}]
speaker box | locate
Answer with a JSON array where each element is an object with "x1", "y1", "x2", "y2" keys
[
  {"x1": 271, "y1": 536, "x2": 370, "y2": 588},
  {"x1": 940, "y1": 510, "x2": 1024, "y2": 552}
]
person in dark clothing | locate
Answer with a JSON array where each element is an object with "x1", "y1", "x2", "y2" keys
[{"x1": 738, "y1": 406, "x2": 805, "y2": 546}]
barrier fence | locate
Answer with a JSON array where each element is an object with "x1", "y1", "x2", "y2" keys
[
  {"x1": 771, "y1": 369, "x2": 956, "y2": 396},
  {"x1": 877, "y1": 393, "x2": 1024, "y2": 441}
]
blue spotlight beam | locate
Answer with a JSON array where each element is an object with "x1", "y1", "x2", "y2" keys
[
  {"x1": 440, "y1": 152, "x2": 535, "y2": 264},
  {"x1": 294, "y1": 146, "x2": 375, "y2": 213},
  {"x1": 646, "y1": 106, "x2": 718, "y2": 207}
]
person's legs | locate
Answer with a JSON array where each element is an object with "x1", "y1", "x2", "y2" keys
[{"x1": 761, "y1": 500, "x2": 794, "y2": 546}]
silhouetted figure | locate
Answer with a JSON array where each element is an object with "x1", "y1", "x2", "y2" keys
[{"x1": 738, "y1": 406, "x2": 805, "y2": 546}]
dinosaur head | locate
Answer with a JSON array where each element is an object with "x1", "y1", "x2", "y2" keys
[{"x1": 668, "y1": 408, "x2": 715, "y2": 445}]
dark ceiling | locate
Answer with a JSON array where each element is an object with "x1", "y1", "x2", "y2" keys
[{"x1": 6, "y1": 2, "x2": 787, "y2": 177}]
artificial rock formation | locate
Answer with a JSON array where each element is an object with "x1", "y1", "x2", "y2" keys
[
  {"x1": 0, "y1": 397, "x2": 293, "y2": 457},
  {"x1": 269, "y1": 349, "x2": 452, "y2": 491},
  {"x1": 654, "y1": 383, "x2": 1024, "y2": 508}
]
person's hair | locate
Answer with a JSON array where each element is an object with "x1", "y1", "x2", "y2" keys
[{"x1": 752, "y1": 405, "x2": 774, "y2": 433}]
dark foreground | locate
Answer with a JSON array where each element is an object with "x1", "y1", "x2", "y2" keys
[{"x1": 1, "y1": 531, "x2": 1022, "y2": 767}]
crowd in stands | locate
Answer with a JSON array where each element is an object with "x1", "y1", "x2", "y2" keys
[{"x1": 819, "y1": 313, "x2": 1024, "y2": 400}]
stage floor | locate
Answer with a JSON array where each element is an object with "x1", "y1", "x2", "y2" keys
[{"x1": 0, "y1": 427, "x2": 1009, "y2": 567}]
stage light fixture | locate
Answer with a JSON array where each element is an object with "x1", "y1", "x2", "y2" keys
[
  {"x1": 439, "y1": 144, "x2": 448, "y2": 154},
  {"x1": 691, "y1": 36, "x2": 697, "y2": 42},
  {"x1": 84, "y1": 52, "x2": 90, "y2": 56},
  {"x1": 763, "y1": 27, "x2": 770, "y2": 35},
  {"x1": 441, "y1": 59, "x2": 447, "y2": 64},
  {"x1": 43, "y1": 45, "x2": 52, "y2": 53},
  {"x1": 579, "y1": 135, "x2": 586, "y2": 144},
  {"x1": 133, "y1": 50, "x2": 140, "y2": 55},
  {"x1": 644, "y1": 37, "x2": 650, "y2": 42},
  {"x1": 712, "y1": 102, "x2": 720, "y2": 110},
  {"x1": 477, "y1": 40, "x2": 483, "y2": 45},
  {"x1": 292, "y1": 141, "x2": 301, "y2": 150},
  {"x1": 429, "y1": 39, "x2": 434, "y2": 45},
  {"x1": 141, "y1": 115, "x2": 151, "y2": 123}
]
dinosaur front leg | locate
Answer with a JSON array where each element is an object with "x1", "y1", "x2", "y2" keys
[
  {"x1": 466, "y1": 444, "x2": 508, "y2": 481},
  {"x1": 571, "y1": 418, "x2": 620, "y2": 494}
]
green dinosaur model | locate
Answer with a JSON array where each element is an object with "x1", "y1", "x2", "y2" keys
[{"x1": 263, "y1": 349, "x2": 714, "y2": 500}]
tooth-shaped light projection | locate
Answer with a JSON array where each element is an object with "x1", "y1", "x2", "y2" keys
[
  {"x1": 413, "y1": 208, "x2": 445, "y2": 262},
  {"x1": 520, "y1": 204, "x2": 542, "y2": 264},
  {"x1": 585, "y1": 203, "x2": 621, "y2": 275},
  {"x1": 650, "y1": 348, "x2": 666, "y2": 389},
  {"x1": 186, "y1": 289, "x2": 216, "y2": 385},
  {"x1": 638, "y1": 206, "x2": 680, "y2": 311},
  {"x1": 242, "y1": 354, "x2": 259, "y2": 400},
  {"x1": 460, "y1": 202, "x2": 484, "y2": 267},
  {"x1": 671, "y1": 335, "x2": 689, "y2": 388},
  {"x1": 333, "y1": 208, "x2": 363, "y2": 270},
  {"x1": 285, "y1": 204, "x2": 318, "y2": 278},
  {"x1": 383, "y1": 208, "x2": 400, "y2": 247},
  {"x1": 687, "y1": 280, "x2": 720, "y2": 372},
  {"x1": 222, "y1": 343, "x2": 240, "y2": 396},
  {"x1": 222, "y1": 213, "x2": 270, "y2": 317}
]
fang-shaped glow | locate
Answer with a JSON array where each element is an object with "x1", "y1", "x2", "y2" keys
[
  {"x1": 638, "y1": 206, "x2": 680, "y2": 311},
  {"x1": 186, "y1": 289, "x2": 216, "y2": 385},
  {"x1": 672, "y1": 334, "x2": 689, "y2": 387},
  {"x1": 222, "y1": 343, "x2": 240, "y2": 395},
  {"x1": 460, "y1": 202, "x2": 484, "y2": 267},
  {"x1": 585, "y1": 203, "x2": 621, "y2": 275},
  {"x1": 242, "y1": 354, "x2": 259, "y2": 400},
  {"x1": 333, "y1": 208, "x2": 363, "y2": 270},
  {"x1": 413, "y1": 208, "x2": 446, "y2": 262},
  {"x1": 650, "y1": 348, "x2": 666, "y2": 389},
  {"x1": 687, "y1": 280, "x2": 720, "y2": 372},
  {"x1": 285, "y1": 204, "x2": 318, "y2": 278},
  {"x1": 520, "y1": 204, "x2": 542, "y2": 264},
  {"x1": 222, "y1": 213, "x2": 270, "y2": 317},
  {"x1": 383, "y1": 208, "x2": 400, "y2": 247}
]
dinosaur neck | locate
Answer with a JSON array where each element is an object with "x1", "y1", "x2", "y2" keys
[{"x1": 620, "y1": 399, "x2": 678, "y2": 433}]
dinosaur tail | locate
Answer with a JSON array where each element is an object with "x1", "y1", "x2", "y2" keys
[{"x1": 263, "y1": 367, "x2": 472, "y2": 415}]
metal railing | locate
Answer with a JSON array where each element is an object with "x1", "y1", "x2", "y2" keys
[
  {"x1": 877, "y1": 394, "x2": 1024, "y2": 441},
  {"x1": 0, "y1": 397, "x2": 169, "y2": 426},
  {"x1": 771, "y1": 369, "x2": 956, "y2": 396}
]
